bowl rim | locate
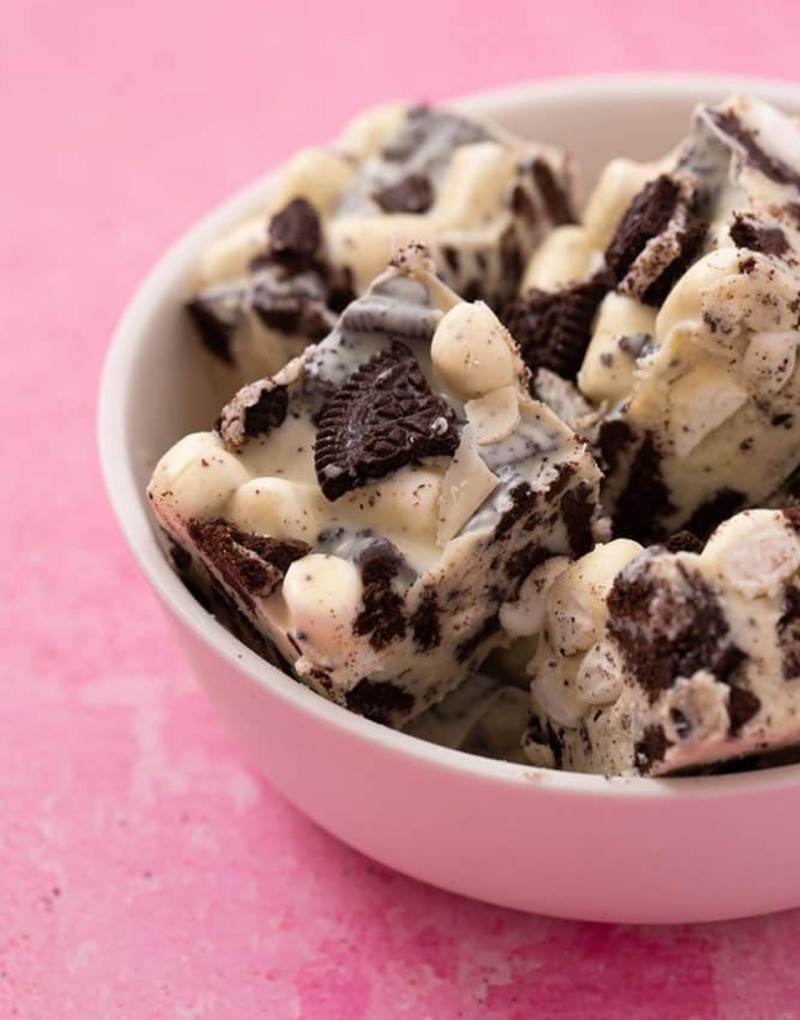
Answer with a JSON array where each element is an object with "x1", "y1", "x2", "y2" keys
[{"x1": 98, "y1": 71, "x2": 800, "y2": 800}]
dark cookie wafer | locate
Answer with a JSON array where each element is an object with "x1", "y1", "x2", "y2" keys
[
  {"x1": 268, "y1": 198, "x2": 322, "y2": 270},
  {"x1": 353, "y1": 539, "x2": 409, "y2": 650},
  {"x1": 607, "y1": 556, "x2": 745, "y2": 703},
  {"x1": 314, "y1": 340, "x2": 459, "y2": 501},
  {"x1": 729, "y1": 214, "x2": 789, "y2": 256},
  {"x1": 216, "y1": 377, "x2": 290, "y2": 450},
  {"x1": 531, "y1": 157, "x2": 576, "y2": 226},
  {"x1": 372, "y1": 173, "x2": 433, "y2": 214},
  {"x1": 605, "y1": 174, "x2": 707, "y2": 306},
  {"x1": 187, "y1": 517, "x2": 309, "y2": 608},
  {"x1": 708, "y1": 110, "x2": 800, "y2": 193},
  {"x1": 187, "y1": 295, "x2": 237, "y2": 365},
  {"x1": 501, "y1": 271, "x2": 612, "y2": 381}
]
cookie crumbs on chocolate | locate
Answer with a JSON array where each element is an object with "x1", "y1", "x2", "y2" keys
[
  {"x1": 605, "y1": 175, "x2": 681, "y2": 279},
  {"x1": 502, "y1": 272, "x2": 612, "y2": 380},
  {"x1": 314, "y1": 341, "x2": 460, "y2": 501}
]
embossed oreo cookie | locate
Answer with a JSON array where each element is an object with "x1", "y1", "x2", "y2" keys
[{"x1": 314, "y1": 340, "x2": 460, "y2": 501}]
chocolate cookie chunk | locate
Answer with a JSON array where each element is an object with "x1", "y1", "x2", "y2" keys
[
  {"x1": 373, "y1": 173, "x2": 433, "y2": 214},
  {"x1": 188, "y1": 517, "x2": 309, "y2": 609},
  {"x1": 730, "y1": 214, "x2": 789, "y2": 256},
  {"x1": 531, "y1": 156, "x2": 576, "y2": 226},
  {"x1": 605, "y1": 174, "x2": 706, "y2": 306},
  {"x1": 708, "y1": 110, "x2": 800, "y2": 193},
  {"x1": 186, "y1": 295, "x2": 237, "y2": 365},
  {"x1": 502, "y1": 272, "x2": 612, "y2": 380},
  {"x1": 268, "y1": 198, "x2": 322, "y2": 270},
  {"x1": 353, "y1": 539, "x2": 408, "y2": 650},
  {"x1": 314, "y1": 340, "x2": 459, "y2": 500},
  {"x1": 607, "y1": 556, "x2": 744, "y2": 702}
]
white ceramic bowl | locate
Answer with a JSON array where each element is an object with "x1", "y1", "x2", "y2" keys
[{"x1": 99, "y1": 75, "x2": 800, "y2": 924}]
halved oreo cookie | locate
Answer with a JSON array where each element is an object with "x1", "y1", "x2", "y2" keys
[
  {"x1": 314, "y1": 340, "x2": 459, "y2": 501},
  {"x1": 605, "y1": 174, "x2": 706, "y2": 306}
]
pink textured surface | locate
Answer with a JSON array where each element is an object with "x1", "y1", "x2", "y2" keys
[{"x1": 4, "y1": 2, "x2": 800, "y2": 1016}]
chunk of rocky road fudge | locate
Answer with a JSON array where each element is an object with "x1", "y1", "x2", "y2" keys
[
  {"x1": 150, "y1": 247, "x2": 604, "y2": 726},
  {"x1": 189, "y1": 103, "x2": 576, "y2": 390},
  {"x1": 503, "y1": 95, "x2": 800, "y2": 542},
  {"x1": 519, "y1": 509, "x2": 800, "y2": 775}
]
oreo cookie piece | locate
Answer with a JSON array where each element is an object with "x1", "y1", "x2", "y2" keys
[
  {"x1": 314, "y1": 340, "x2": 460, "y2": 501},
  {"x1": 372, "y1": 173, "x2": 433, "y2": 214},
  {"x1": 604, "y1": 174, "x2": 707, "y2": 306},
  {"x1": 707, "y1": 109, "x2": 800, "y2": 193},
  {"x1": 186, "y1": 294, "x2": 237, "y2": 365},
  {"x1": 268, "y1": 198, "x2": 322, "y2": 270},
  {"x1": 187, "y1": 517, "x2": 309, "y2": 609},
  {"x1": 353, "y1": 539, "x2": 409, "y2": 651},
  {"x1": 531, "y1": 156, "x2": 576, "y2": 226},
  {"x1": 502, "y1": 272, "x2": 612, "y2": 381},
  {"x1": 729, "y1": 214, "x2": 789, "y2": 256},
  {"x1": 606, "y1": 555, "x2": 744, "y2": 702}
]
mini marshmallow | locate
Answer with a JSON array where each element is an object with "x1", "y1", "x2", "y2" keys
[
  {"x1": 705, "y1": 510, "x2": 800, "y2": 599},
  {"x1": 283, "y1": 555, "x2": 364, "y2": 652},
  {"x1": 228, "y1": 478, "x2": 325, "y2": 542},
  {"x1": 148, "y1": 433, "x2": 250, "y2": 520},
  {"x1": 431, "y1": 302, "x2": 520, "y2": 399}
]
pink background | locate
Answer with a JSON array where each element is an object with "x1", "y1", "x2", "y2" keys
[{"x1": 4, "y1": 1, "x2": 800, "y2": 1016}]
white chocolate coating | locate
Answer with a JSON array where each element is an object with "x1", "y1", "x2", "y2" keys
[
  {"x1": 564, "y1": 95, "x2": 800, "y2": 539},
  {"x1": 190, "y1": 103, "x2": 577, "y2": 394},
  {"x1": 525, "y1": 510, "x2": 800, "y2": 776},
  {"x1": 150, "y1": 249, "x2": 603, "y2": 726}
]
